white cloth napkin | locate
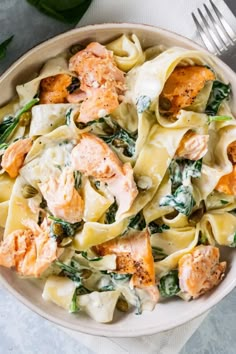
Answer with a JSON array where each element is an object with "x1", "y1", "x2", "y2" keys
[{"x1": 55, "y1": 1, "x2": 235, "y2": 353}]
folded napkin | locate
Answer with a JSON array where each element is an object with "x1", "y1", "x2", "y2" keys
[{"x1": 55, "y1": 1, "x2": 235, "y2": 353}]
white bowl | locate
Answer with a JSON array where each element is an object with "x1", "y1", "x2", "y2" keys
[{"x1": 0, "y1": 23, "x2": 236, "y2": 337}]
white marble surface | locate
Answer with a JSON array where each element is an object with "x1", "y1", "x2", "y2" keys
[{"x1": 0, "y1": 0, "x2": 236, "y2": 353}]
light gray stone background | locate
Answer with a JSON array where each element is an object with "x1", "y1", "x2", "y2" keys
[{"x1": 0, "y1": 1, "x2": 236, "y2": 353}]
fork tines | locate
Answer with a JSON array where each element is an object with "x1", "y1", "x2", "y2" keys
[{"x1": 192, "y1": 0, "x2": 236, "y2": 55}]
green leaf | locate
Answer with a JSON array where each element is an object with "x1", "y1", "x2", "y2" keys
[
  {"x1": 0, "y1": 143, "x2": 9, "y2": 150},
  {"x1": 160, "y1": 185, "x2": 196, "y2": 216},
  {"x1": 208, "y1": 115, "x2": 232, "y2": 123},
  {"x1": 69, "y1": 289, "x2": 80, "y2": 313},
  {"x1": 0, "y1": 35, "x2": 14, "y2": 60},
  {"x1": 152, "y1": 246, "x2": 167, "y2": 261},
  {"x1": 104, "y1": 201, "x2": 118, "y2": 224},
  {"x1": 0, "y1": 98, "x2": 39, "y2": 144},
  {"x1": 66, "y1": 108, "x2": 73, "y2": 126},
  {"x1": 136, "y1": 95, "x2": 151, "y2": 113},
  {"x1": 128, "y1": 212, "x2": 146, "y2": 230},
  {"x1": 148, "y1": 222, "x2": 170, "y2": 234},
  {"x1": 169, "y1": 159, "x2": 202, "y2": 193},
  {"x1": 159, "y1": 270, "x2": 180, "y2": 297},
  {"x1": 205, "y1": 80, "x2": 231, "y2": 116},
  {"x1": 81, "y1": 251, "x2": 103, "y2": 262},
  {"x1": 220, "y1": 199, "x2": 229, "y2": 205},
  {"x1": 110, "y1": 273, "x2": 132, "y2": 282},
  {"x1": 73, "y1": 171, "x2": 82, "y2": 190},
  {"x1": 26, "y1": 0, "x2": 93, "y2": 24},
  {"x1": 198, "y1": 231, "x2": 208, "y2": 245}
]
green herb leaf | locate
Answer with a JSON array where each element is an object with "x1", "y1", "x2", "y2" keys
[
  {"x1": 152, "y1": 246, "x2": 167, "y2": 261},
  {"x1": 136, "y1": 95, "x2": 151, "y2": 113},
  {"x1": 169, "y1": 159, "x2": 202, "y2": 193},
  {"x1": 26, "y1": 0, "x2": 93, "y2": 24},
  {"x1": 128, "y1": 212, "x2": 146, "y2": 230},
  {"x1": 81, "y1": 251, "x2": 103, "y2": 262},
  {"x1": 66, "y1": 108, "x2": 73, "y2": 126},
  {"x1": 160, "y1": 185, "x2": 196, "y2": 216},
  {"x1": 159, "y1": 270, "x2": 180, "y2": 297},
  {"x1": 208, "y1": 115, "x2": 232, "y2": 123},
  {"x1": 0, "y1": 35, "x2": 14, "y2": 60},
  {"x1": 104, "y1": 201, "x2": 118, "y2": 224},
  {"x1": 220, "y1": 199, "x2": 229, "y2": 205},
  {"x1": 0, "y1": 143, "x2": 9, "y2": 150},
  {"x1": 110, "y1": 273, "x2": 132, "y2": 282},
  {"x1": 69, "y1": 289, "x2": 80, "y2": 313},
  {"x1": 205, "y1": 80, "x2": 231, "y2": 116},
  {"x1": 73, "y1": 170, "x2": 82, "y2": 190},
  {"x1": 0, "y1": 98, "x2": 39, "y2": 144},
  {"x1": 148, "y1": 222, "x2": 170, "y2": 234}
]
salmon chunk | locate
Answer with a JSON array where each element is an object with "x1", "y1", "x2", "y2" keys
[
  {"x1": 215, "y1": 165, "x2": 236, "y2": 196},
  {"x1": 178, "y1": 245, "x2": 226, "y2": 299},
  {"x1": 69, "y1": 42, "x2": 125, "y2": 122},
  {"x1": 1, "y1": 138, "x2": 32, "y2": 178},
  {"x1": 71, "y1": 133, "x2": 138, "y2": 217},
  {"x1": 160, "y1": 66, "x2": 215, "y2": 117},
  {"x1": 39, "y1": 168, "x2": 84, "y2": 223},
  {"x1": 227, "y1": 141, "x2": 236, "y2": 164},
  {"x1": 175, "y1": 131, "x2": 209, "y2": 160},
  {"x1": 0, "y1": 219, "x2": 58, "y2": 277},
  {"x1": 95, "y1": 229, "x2": 158, "y2": 293},
  {"x1": 40, "y1": 74, "x2": 72, "y2": 104}
]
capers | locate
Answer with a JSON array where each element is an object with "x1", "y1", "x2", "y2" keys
[
  {"x1": 116, "y1": 297, "x2": 129, "y2": 312},
  {"x1": 22, "y1": 184, "x2": 38, "y2": 199},
  {"x1": 70, "y1": 43, "x2": 85, "y2": 55},
  {"x1": 80, "y1": 269, "x2": 92, "y2": 279},
  {"x1": 19, "y1": 112, "x2": 32, "y2": 127},
  {"x1": 58, "y1": 237, "x2": 72, "y2": 248},
  {"x1": 159, "y1": 97, "x2": 172, "y2": 111},
  {"x1": 52, "y1": 223, "x2": 64, "y2": 238}
]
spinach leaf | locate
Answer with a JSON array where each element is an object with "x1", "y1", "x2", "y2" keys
[
  {"x1": 104, "y1": 201, "x2": 118, "y2": 224},
  {"x1": 220, "y1": 199, "x2": 229, "y2": 205},
  {"x1": 0, "y1": 98, "x2": 39, "y2": 144},
  {"x1": 69, "y1": 289, "x2": 80, "y2": 313},
  {"x1": 81, "y1": 251, "x2": 103, "y2": 262},
  {"x1": 159, "y1": 270, "x2": 180, "y2": 297},
  {"x1": 134, "y1": 289, "x2": 142, "y2": 315},
  {"x1": 73, "y1": 170, "x2": 82, "y2": 190},
  {"x1": 66, "y1": 77, "x2": 80, "y2": 94},
  {"x1": 99, "y1": 284, "x2": 115, "y2": 292},
  {"x1": 148, "y1": 222, "x2": 170, "y2": 234},
  {"x1": 197, "y1": 231, "x2": 208, "y2": 245},
  {"x1": 66, "y1": 108, "x2": 73, "y2": 125},
  {"x1": 55, "y1": 260, "x2": 82, "y2": 285},
  {"x1": 128, "y1": 212, "x2": 146, "y2": 230},
  {"x1": 0, "y1": 35, "x2": 14, "y2": 60},
  {"x1": 152, "y1": 246, "x2": 167, "y2": 261},
  {"x1": 0, "y1": 143, "x2": 9, "y2": 150},
  {"x1": 49, "y1": 216, "x2": 82, "y2": 238},
  {"x1": 110, "y1": 273, "x2": 132, "y2": 282},
  {"x1": 169, "y1": 159, "x2": 202, "y2": 193},
  {"x1": 159, "y1": 185, "x2": 196, "y2": 216},
  {"x1": 230, "y1": 232, "x2": 236, "y2": 248},
  {"x1": 26, "y1": 0, "x2": 93, "y2": 24},
  {"x1": 136, "y1": 95, "x2": 151, "y2": 113},
  {"x1": 76, "y1": 117, "x2": 106, "y2": 130},
  {"x1": 205, "y1": 80, "x2": 231, "y2": 116}
]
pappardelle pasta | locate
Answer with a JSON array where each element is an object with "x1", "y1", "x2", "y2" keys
[{"x1": 0, "y1": 34, "x2": 235, "y2": 323}]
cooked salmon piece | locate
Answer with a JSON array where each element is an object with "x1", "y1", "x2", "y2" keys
[
  {"x1": 227, "y1": 141, "x2": 236, "y2": 164},
  {"x1": 175, "y1": 131, "x2": 209, "y2": 160},
  {"x1": 0, "y1": 219, "x2": 59, "y2": 277},
  {"x1": 40, "y1": 74, "x2": 72, "y2": 104},
  {"x1": 69, "y1": 42, "x2": 126, "y2": 122},
  {"x1": 39, "y1": 168, "x2": 84, "y2": 223},
  {"x1": 159, "y1": 66, "x2": 215, "y2": 117},
  {"x1": 95, "y1": 228, "x2": 159, "y2": 301},
  {"x1": 215, "y1": 165, "x2": 236, "y2": 196},
  {"x1": 178, "y1": 245, "x2": 226, "y2": 299},
  {"x1": 1, "y1": 138, "x2": 33, "y2": 178},
  {"x1": 71, "y1": 133, "x2": 138, "y2": 217}
]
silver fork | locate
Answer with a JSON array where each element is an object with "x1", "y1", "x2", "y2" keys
[{"x1": 192, "y1": 0, "x2": 236, "y2": 71}]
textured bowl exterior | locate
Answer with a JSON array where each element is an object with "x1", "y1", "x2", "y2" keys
[{"x1": 0, "y1": 23, "x2": 236, "y2": 337}]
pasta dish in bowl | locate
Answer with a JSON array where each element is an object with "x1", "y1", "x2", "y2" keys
[{"x1": 0, "y1": 23, "x2": 235, "y2": 336}]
